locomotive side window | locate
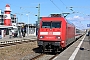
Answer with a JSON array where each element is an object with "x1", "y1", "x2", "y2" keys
[{"x1": 42, "y1": 21, "x2": 61, "y2": 28}]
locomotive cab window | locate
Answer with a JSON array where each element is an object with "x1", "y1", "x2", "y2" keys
[
  {"x1": 42, "y1": 21, "x2": 61, "y2": 28},
  {"x1": 42, "y1": 22, "x2": 51, "y2": 28},
  {"x1": 52, "y1": 22, "x2": 61, "y2": 28}
]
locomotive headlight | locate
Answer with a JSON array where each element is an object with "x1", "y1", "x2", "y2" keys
[
  {"x1": 56, "y1": 36, "x2": 61, "y2": 39},
  {"x1": 57, "y1": 37, "x2": 60, "y2": 39},
  {"x1": 40, "y1": 36, "x2": 44, "y2": 38}
]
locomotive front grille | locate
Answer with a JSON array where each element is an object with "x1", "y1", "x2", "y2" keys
[{"x1": 44, "y1": 41, "x2": 60, "y2": 46}]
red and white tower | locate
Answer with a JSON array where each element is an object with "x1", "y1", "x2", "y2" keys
[{"x1": 4, "y1": 4, "x2": 12, "y2": 26}]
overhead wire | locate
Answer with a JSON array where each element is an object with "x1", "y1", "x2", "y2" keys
[
  {"x1": 50, "y1": 0, "x2": 63, "y2": 12},
  {"x1": 59, "y1": 0, "x2": 71, "y2": 11},
  {"x1": 0, "y1": 0, "x2": 37, "y2": 16},
  {"x1": 0, "y1": 0, "x2": 21, "y2": 8},
  {"x1": 59, "y1": 0, "x2": 67, "y2": 7},
  {"x1": 59, "y1": 0, "x2": 86, "y2": 29}
]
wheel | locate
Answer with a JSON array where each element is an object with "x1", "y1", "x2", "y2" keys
[{"x1": 42, "y1": 43, "x2": 45, "y2": 53}]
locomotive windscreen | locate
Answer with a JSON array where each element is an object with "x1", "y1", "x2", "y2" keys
[{"x1": 42, "y1": 21, "x2": 61, "y2": 28}]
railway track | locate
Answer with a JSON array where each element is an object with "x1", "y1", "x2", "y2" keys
[
  {"x1": 0, "y1": 35, "x2": 83, "y2": 60},
  {"x1": 30, "y1": 53, "x2": 58, "y2": 60},
  {"x1": 21, "y1": 34, "x2": 84, "y2": 60},
  {"x1": 0, "y1": 38, "x2": 37, "y2": 47}
]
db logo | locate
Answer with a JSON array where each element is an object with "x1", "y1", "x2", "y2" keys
[{"x1": 48, "y1": 32, "x2": 53, "y2": 35}]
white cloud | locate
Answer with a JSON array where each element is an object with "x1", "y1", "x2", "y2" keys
[
  {"x1": 66, "y1": 15, "x2": 90, "y2": 20},
  {"x1": 66, "y1": 15, "x2": 90, "y2": 29},
  {"x1": 73, "y1": 16, "x2": 80, "y2": 18}
]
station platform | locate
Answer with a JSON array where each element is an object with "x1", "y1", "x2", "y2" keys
[{"x1": 53, "y1": 34, "x2": 90, "y2": 60}]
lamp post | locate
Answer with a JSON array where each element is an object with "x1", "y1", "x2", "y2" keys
[
  {"x1": 36, "y1": 4, "x2": 40, "y2": 23},
  {"x1": 20, "y1": 5, "x2": 39, "y2": 36},
  {"x1": 26, "y1": 14, "x2": 29, "y2": 36},
  {"x1": 36, "y1": 4, "x2": 40, "y2": 36},
  {"x1": 15, "y1": 13, "x2": 23, "y2": 38}
]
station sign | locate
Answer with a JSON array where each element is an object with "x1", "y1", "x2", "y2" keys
[{"x1": 87, "y1": 24, "x2": 90, "y2": 27}]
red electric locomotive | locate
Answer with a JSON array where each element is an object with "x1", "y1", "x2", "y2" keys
[{"x1": 37, "y1": 14, "x2": 75, "y2": 52}]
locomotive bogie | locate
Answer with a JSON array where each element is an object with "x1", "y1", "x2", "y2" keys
[{"x1": 39, "y1": 41, "x2": 62, "y2": 52}]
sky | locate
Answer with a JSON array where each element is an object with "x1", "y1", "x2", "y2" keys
[{"x1": 0, "y1": 0, "x2": 90, "y2": 30}]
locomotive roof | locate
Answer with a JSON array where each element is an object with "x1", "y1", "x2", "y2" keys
[
  {"x1": 66, "y1": 19, "x2": 75, "y2": 26},
  {"x1": 41, "y1": 17, "x2": 75, "y2": 26}
]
